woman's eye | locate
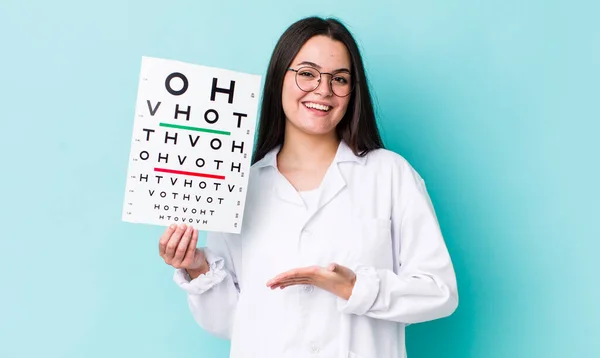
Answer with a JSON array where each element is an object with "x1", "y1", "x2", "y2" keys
[
  {"x1": 299, "y1": 71, "x2": 315, "y2": 77},
  {"x1": 334, "y1": 76, "x2": 348, "y2": 84}
]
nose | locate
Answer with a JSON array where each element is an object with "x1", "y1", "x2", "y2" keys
[{"x1": 314, "y1": 75, "x2": 333, "y2": 97}]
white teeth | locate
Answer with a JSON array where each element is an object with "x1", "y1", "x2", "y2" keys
[{"x1": 304, "y1": 102, "x2": 331, "y2": 111}]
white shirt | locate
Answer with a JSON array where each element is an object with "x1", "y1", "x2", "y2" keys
[{"x1": 174, "y1": 140, "x2": 458, "y2": 358}]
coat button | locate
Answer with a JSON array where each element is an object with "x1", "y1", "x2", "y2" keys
[
  {"x1": 304, "y1": 285, "x2": 314, "y2": 293},
  {"x1": 309, "y1": 344, "x2": 320, "y2": 354}
]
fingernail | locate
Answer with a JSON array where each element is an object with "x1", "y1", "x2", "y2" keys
[
  {"x1": 170, "y1": 224, "x2": 176, "y2": 230},
  {"x1": 179, "y1": 224, "x2": 186, "y2": 229}
]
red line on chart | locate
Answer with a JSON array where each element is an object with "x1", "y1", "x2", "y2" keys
[{"x1": 154, "y1": 168, "x2": 226, "y2": 180}]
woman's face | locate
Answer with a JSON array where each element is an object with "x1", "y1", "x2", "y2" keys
[{"x1": 282, "y1": 35, "x2": 352, "y2": 138}]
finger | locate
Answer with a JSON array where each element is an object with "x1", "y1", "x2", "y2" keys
[
  {"x1": 268, "y1": 277, "x2": 305, "y2": 286},
  {"x1": 165, "y1": 224, "x2": 187, "y2": 260},
  {"x1": 269, "y1": 266, "x2": 318, "y2": 284},
  {"x1": 172, "y1": 226, "x2": 193, "y2": 266},
  {"x1": 330, "y1": 263, "x2": 354, "y2": 279},
  {"x1": 271, "y1": 266, "x2": 334, "y2": 287},
  {"x1": 266, "y1": 272, "x2": 296, "y2": 287},
  {"x1": 181, "y1": 228, "x2": 199, "y2": 267},
  {"x1": 327, "y1": 263, "x2": 337, "y2": 272},
  {"x1": 280, "y1": 281, "x2": 311, "y2": 289},
  {"x1": 159, "y1": 224, "x2": 177, "y2": 257},
  {"x1": 269, "y1": 278, "x2": 311, "y2": 289},
  {"x1": 277, "y1": 280, "x2": 312, "y2": 289}
]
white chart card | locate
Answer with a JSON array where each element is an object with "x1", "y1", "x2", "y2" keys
[{"x1": 122, "y1": 56, "x2": 262, "y2": 234}]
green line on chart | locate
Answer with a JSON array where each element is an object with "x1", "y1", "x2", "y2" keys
[{"x1": 159, "y1": 123, "x2": 231, "y2": 136}]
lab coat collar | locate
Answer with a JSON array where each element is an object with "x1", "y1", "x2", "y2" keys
[
  {"x1": 252, "y1": 140, "x2": 366, "y2": 169},
  {"x1": 253, "y1": 140, "x2": 365, "y2": 209}
]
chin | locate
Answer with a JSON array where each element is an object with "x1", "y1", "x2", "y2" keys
[
  {"x1": 301, "y1": 116, "x2": 340, "y2": 132},
  {"x1": 286, "y1": 118, "x2": 334, "y2": 137},
  {"x1": 300, "y1": 123, "x2": 340, "y2": 137}
]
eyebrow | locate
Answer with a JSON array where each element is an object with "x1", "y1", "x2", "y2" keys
[{"x1": 296, "y1": 61, "x2": 351, "y2": 73}]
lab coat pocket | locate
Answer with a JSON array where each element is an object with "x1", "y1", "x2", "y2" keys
[{"x1": 350, "y1": 218, "x2": 393, "y2": 269}]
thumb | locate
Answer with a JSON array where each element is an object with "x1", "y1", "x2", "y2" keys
[{"x1": 327, "y1": 263, "x2": 337, "y2": 272}]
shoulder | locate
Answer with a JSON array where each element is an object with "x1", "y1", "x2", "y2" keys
[
  {"x1": 362, "y1": 148, "x2": 427, "y2": 193},
  {"x1": 364, "y1": 148, "x2": 421, "y2": 177}
]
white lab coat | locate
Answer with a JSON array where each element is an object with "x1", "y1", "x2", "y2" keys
[{"x1": 174, "y1": 140, "x2": 458, "y2": 358}]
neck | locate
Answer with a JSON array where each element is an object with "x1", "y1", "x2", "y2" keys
[{"x1": 277, "y1": 126, "x2": 340, "y2": 169}]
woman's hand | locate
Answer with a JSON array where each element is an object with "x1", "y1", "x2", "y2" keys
[
  {"x1": 159, "y1": 224, "x2": 208, "y2": 278},
  {"x1": 266, "y1": 263, "x2": 357, "y2": 300}
]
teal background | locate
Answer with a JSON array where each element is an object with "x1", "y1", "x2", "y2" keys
[{"x1": 1, "y1": 0, "x2": 598, "y2": 357}]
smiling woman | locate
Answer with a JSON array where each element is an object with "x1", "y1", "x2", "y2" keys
[
  {"x1": 282, "y1": 36, "x2": 353, "y2": 140},
  {"x1": 158, "y1": 16, "x2": 458, "y2": 358}
]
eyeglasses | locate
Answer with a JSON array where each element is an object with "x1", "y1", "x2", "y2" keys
[{"x1": 287, "y1": 66, "x2": 354, "y2": 97}]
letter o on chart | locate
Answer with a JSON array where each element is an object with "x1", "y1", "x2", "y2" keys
[
  {"x1": 210, "y1": 138, "x2": 222, "y2": 150},
  {"x1": 165, "y1": 72, "x2": 188, "y2": 96},
  {"x1": 204, "y1": 109, "x2": 219, "y2": 124}
]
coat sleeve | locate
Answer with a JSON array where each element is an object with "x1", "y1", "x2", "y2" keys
[
  {"x1": 173, "y1": 230, "x2": 241, "y2": 339},
  {"x1": 337, "y1": 157, "x2": 459, "y2": 324}
]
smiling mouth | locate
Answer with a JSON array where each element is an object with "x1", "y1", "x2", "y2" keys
[{"x1": 303, "y1": 102, "x2": 332, "y2": 112}]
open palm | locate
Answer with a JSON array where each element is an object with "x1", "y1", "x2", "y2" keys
[{"x1": 266, "y1": 263, "x2": 357, "y2": 300}]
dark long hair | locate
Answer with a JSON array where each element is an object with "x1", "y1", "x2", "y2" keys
[{"x1": 251, "y1": 16, "x2": 384, "y2": 164}]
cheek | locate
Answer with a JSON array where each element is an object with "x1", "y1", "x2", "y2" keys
[
  {"x1": 282, "y1": 82, "x2": 305, "y2": 112},
  {"x1": 339, "y1": 99, "x2": 350, "y2": 112},
  {"x1": 334, "y1": 99, "x2": 351, "y2": 118}
]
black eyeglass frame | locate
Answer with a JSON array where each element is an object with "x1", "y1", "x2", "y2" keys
[{"x1": 286, "y1": 66, "x2": 355, "y2": 97}]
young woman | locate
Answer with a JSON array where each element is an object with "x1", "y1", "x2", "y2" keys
[{"x1": 159, "y1": 16, "x2": 458, "y2": 358}]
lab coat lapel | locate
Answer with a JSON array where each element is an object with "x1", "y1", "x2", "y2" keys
[
  {"x1": 254, "y1": 145, "x2": 305, "y2": 206},
  {"x1": 315, "y1": 160, "x2": 346, "y2": 212},
  {"x1": 309, "y1": 141, "x2": 364, "y2": 219},
  {"x1": 273, "y1": 170, "x2": 305, "y2": 206}
]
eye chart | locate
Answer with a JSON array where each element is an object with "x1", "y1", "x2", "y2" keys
[{"x1": 122, "y1": 56, "x2": 261, "y2": 234}]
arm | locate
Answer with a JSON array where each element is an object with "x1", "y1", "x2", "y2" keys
[
  {"x1": 337, "y1": 160, "x2": 458, "y2": 324},
  {"x1": 173, "y1": 231, "x2": 241, "y2": 339}
]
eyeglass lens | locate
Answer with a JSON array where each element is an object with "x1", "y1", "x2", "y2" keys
[{"x1": 294, "y1": 67, "x2": 352, "y2": 97}]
